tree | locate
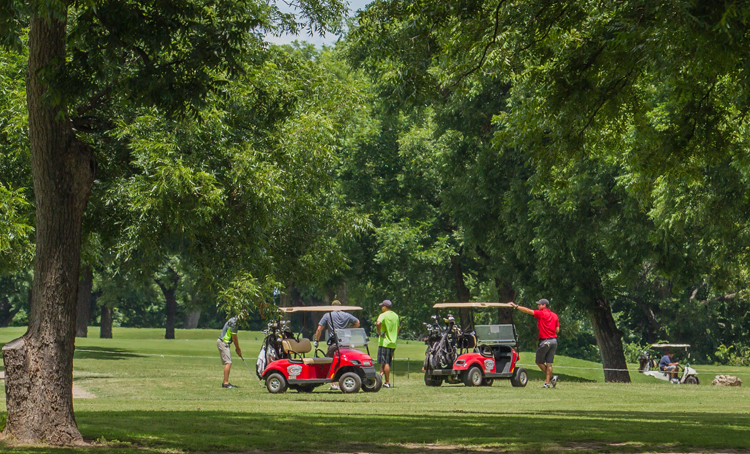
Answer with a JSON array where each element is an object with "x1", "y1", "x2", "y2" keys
[{"x1": 0, "y1": 0, "x2": 347, "y2": 444}]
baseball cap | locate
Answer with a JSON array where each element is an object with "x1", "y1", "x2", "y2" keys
[
  {"x1": 535, "y1": 298, "x2": 550, "y2": 306},
  {"x1": 331, "y1": 300, "x2": 341, "y2": 306},
  {"x1": 379, "y1": 299, "x2": 392, "y2": 307}
]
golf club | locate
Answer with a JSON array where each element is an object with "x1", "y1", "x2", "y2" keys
[{"x1": 238, "y1": 354, "x2": 264, "y2": 387}]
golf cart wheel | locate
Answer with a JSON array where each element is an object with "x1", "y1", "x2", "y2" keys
[
  {"x1": 339, "y1": 372, "x2": 362, "y2": 393},
  {"x1": 685, "y1": 376, "x2": 699, "y2": 385},
  {"x1": 511, "y1": 367, "x2": 528, "y2": 387},
  {"x1": 463, "y1": 366, "x2": 484, "y2": 387},
  {"x1": 266, "y1": 373, "x2": 288, "y2": 394},
  {"x1": 363, "y1": 373, "x2": 383, "y2": 392},
  {"x1": 424, "y1": 372, "x2": 443, "y2": 387},
  {"x1": 481, "y1": 378, "x2": 494, "y2": 387}
]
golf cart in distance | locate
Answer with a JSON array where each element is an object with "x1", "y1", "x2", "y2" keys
[
  {"x1": 638, "y1": 343, "x2": 699, "y2": 385},
  {"x1": 259, "y1": 305, "x2": 382, "y2": 394},
  {"x1": 424, "y1": 302, "x2": 528, "y2": 388}
]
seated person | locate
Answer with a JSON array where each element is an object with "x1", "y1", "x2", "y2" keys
[
  {"x1": 313, "y1": 300, "x2": 360, "y2": 358},
  {"x1": 659, "y1": 350, "x2": 679, "y2": 380}
]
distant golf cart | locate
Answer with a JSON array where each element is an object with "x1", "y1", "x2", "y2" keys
[
  {"x1": 423, "y1": 302, "x2": 528, "y2": 388},
  {"x1": 638, "y1": 343, "x2": 699, "y2": 385},
  {"x1": 258, "y1": 305, "x2": 381, "y2": 394}
]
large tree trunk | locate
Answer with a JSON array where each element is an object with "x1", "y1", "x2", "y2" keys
[
  {"x1": 335, "y1": 279, "x2": 348, "y2": 305},
  {"x1": 75, "y1": 265, "x2": 93, "y2": 337},
  {"x1": 588, "y1": 298, "x2": 630, "y2": 383},
  {"x1": 100, "y1": 304, "x2": 113, "y2": 339},
  {"x1": 156, "y1": 267, "x2": 180, "y2": 340},
  {"x1": 0, "y1": 297, "x2": 21, "y2": 328},
  {"x1": 450, "y1": 254, "x2": 471, "y2": 330},
  {"x1": 183, "y1": 310, "x2": 201, "y2": 329},
  {"x1": 495, "y1": 278, "x2": 517, "y2": 325},
  {"x1": 1, "y1": 8, "x2": 94, "y2": 445}
]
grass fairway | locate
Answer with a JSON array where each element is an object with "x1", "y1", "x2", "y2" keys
[{"x1": 2, "y1": 327, "x2": 750, "y2": 453}]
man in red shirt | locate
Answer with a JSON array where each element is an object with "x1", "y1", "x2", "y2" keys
[{"x1": 511, "y1": 299, "x2": 560, "y2": 388}]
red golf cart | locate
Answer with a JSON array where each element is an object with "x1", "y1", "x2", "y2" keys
[
  {"x1": 424, "y1": 302, "x2": 528, "y2": 388},
  {"x1": 260, "y1": 306, "x2": 382, "y2": 394}
]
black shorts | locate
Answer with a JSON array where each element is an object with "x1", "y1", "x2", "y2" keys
[
  {"x1": 377, "y1": 346, "x2": 395, "y2": 365},
  {"x1": 536, "y1": 338, "x2": 558, "y2": 364}
]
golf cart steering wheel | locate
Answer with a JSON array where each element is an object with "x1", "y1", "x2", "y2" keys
[{"x1": 479, "y1": 344, "x2": 493, "y2": 357}]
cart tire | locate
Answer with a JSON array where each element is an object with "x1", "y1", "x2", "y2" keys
[
  {"x1": 363, "y1": 373, "x2": 383, "y2": 392},
  {"x1": 511, "y1": 367, "x2": 528, "y2": 387},
  {"x1": 481, "y1": 378, "x2": 494, "y2": 387},
  {"x1": 339, "y1": 372, "x2": 362, "y2": 393},
  {"x1": 685, "y1": 376, "x2": 699, "y2": 385},
  {"x1": 463, "y1": 366, "x2": 484, "y2": 387},
  {"x1": 266, "y1": 373, "x2": 288, "y2": 394},
  {"x1": 424, "y1": 372, "x2": 443, "y2": 387}
]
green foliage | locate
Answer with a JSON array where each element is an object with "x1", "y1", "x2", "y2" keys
[{"x1": 715, "y1": 344, "x2": 750, "y2": 367}]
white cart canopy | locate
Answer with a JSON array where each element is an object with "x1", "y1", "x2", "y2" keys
[{"x1": 277, "y1": 306, "x2": 363, "y2": 313}]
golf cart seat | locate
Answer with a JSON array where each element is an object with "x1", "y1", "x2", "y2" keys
[
  {"x1": 282, "y1": 338, "x2": 312, "y2": 354},
  {"x1": 302, "y1": 357, "x2": 334, "y2": 365}
]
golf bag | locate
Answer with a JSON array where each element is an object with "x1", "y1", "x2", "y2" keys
[{"x1": 428, "y1": 314, "x2": 462, "y2": 370}]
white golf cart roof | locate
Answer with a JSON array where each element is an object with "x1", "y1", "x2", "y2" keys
[
  {"x1": 651, "y1": 343, "x2": 691, "y2": 348},
  {"x1": 433, "y1": 302, "x2": 514, "y2": 309},
  {"x1": 277, "y1": 305, "x2": 363, "y2": 313}
]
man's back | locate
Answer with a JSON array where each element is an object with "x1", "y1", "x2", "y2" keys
[{"x1": 320, "y1": 311, "x2": 358, "y2": 339}]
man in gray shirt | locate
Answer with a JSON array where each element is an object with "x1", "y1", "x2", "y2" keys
[{"x1": 313, "y1": 300, "x2": 360, "y2": 357}]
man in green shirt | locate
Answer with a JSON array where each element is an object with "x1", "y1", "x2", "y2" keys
[
  {"x1": 217, "y1": 316, "x2": 242, "y2": 388},
  {"x1": 376, "y1": 299, "x2": 399, "y2": 388}
]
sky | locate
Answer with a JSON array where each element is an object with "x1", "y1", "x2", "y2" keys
[{"x1": 264, "y1": 0, "x2": 372, "y2": 47}]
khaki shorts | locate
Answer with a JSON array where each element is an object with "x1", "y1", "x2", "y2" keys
[{"x1": 217, "y1": 339, "x2": 232, "y2": 365}]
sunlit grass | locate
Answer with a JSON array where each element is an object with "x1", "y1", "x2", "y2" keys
[{"x1": 1, "y1": 326, "x2": 749, "y2": 453}]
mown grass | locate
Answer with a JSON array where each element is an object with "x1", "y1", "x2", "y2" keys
[{"x1": 2, "y1": 326, "x2": 750, "y2": 453}]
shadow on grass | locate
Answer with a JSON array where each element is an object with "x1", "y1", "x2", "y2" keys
[
  {"x1": 73, "y1": 347, "x2": 144, "y2": 361},
  {"x1": 0, "y1": 410, "x2": 738, "y2": 453},
  {"x1": 390, "y1": 360, "x2": 595, "y2": 384}
]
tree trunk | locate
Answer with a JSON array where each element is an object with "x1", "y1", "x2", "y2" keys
[
  {"x1": 0, "y1": 297, "x2": 21, "y2": 328},
  {"x1": 100, "y1": 305, "x2": 113, "y2": 339},
  {"x1": 2, "y1": 8, "x2": 95, "y2": 445},
  {"x1": 495, "y1": 278, "x2": 517, "y2": 325},
  {"x1": 588, "y1": 298, "x2": 631, "y2": 383},
  {"x1": 335, "y1": 280, "x2": 348, "y2": 305},
  {"x1": 450, "y1": 254, "x2": 471, "y2": 330},
  {"x1": 183, "y1": 310, "x2": 201, "y2": 329},
  {"x1": 75, "y1": 265, "x2": 93, "y2": 337},
  {"x1": 156, "y1": 267, "x2": 180, "y2": 340}
]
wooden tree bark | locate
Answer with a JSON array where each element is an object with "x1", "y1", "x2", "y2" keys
[
  {"x1": 0, "y1": 297, "x2": 21, "y2": 328},
  {"x1": 1, "y1": 8, "x2": 94, "y2": 445},
  {"x1": 450, "y1": 254, "x2": 471, "y2": 330},
  {"x1": 75, "y1": 265, "x2": 93, "y2": 337},
  {"x1": 183, "y1": 310, "x2": 201, "y2": 329},
  {"x1": 100, "y1": 305, "x2": 113, "y2": 339},
  {"x1": 588, "y1": 297, "x2": 631, "y2": 383},
  {"x1": 495, "y1": 278, "x2": 517, "y2": 325},
  {"x1": 156, "y1": 267, "x2": 180, "y2": 340}
]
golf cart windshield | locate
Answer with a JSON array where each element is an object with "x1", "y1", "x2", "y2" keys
[
  {"x1": 475, "y1": 324, "x2": 516, "y2": 344},
  {"x1": 335, "y1": 328, "x2": 369, "y2": 348}
]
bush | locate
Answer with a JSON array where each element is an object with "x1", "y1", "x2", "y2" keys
[
  {"x1": 714, "y1": 344, "x2": 750, "y2": 366},
  {"x1": 623, "y1": 341, "x2": 650, "y2": 363}
]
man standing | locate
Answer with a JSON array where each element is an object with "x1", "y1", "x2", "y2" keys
[
  {"x1": 376, "y1": 299, "x2": 399, "y2": 388},
  {"x1": 217, "y1": 316, "x2": 242, "y2": 388},
  {"x1": 313, "y1": 300, "x2": 360, "y2": 357},
  {"x1": 511, "y1": 299, "x2": 560, "y2": 388}
]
